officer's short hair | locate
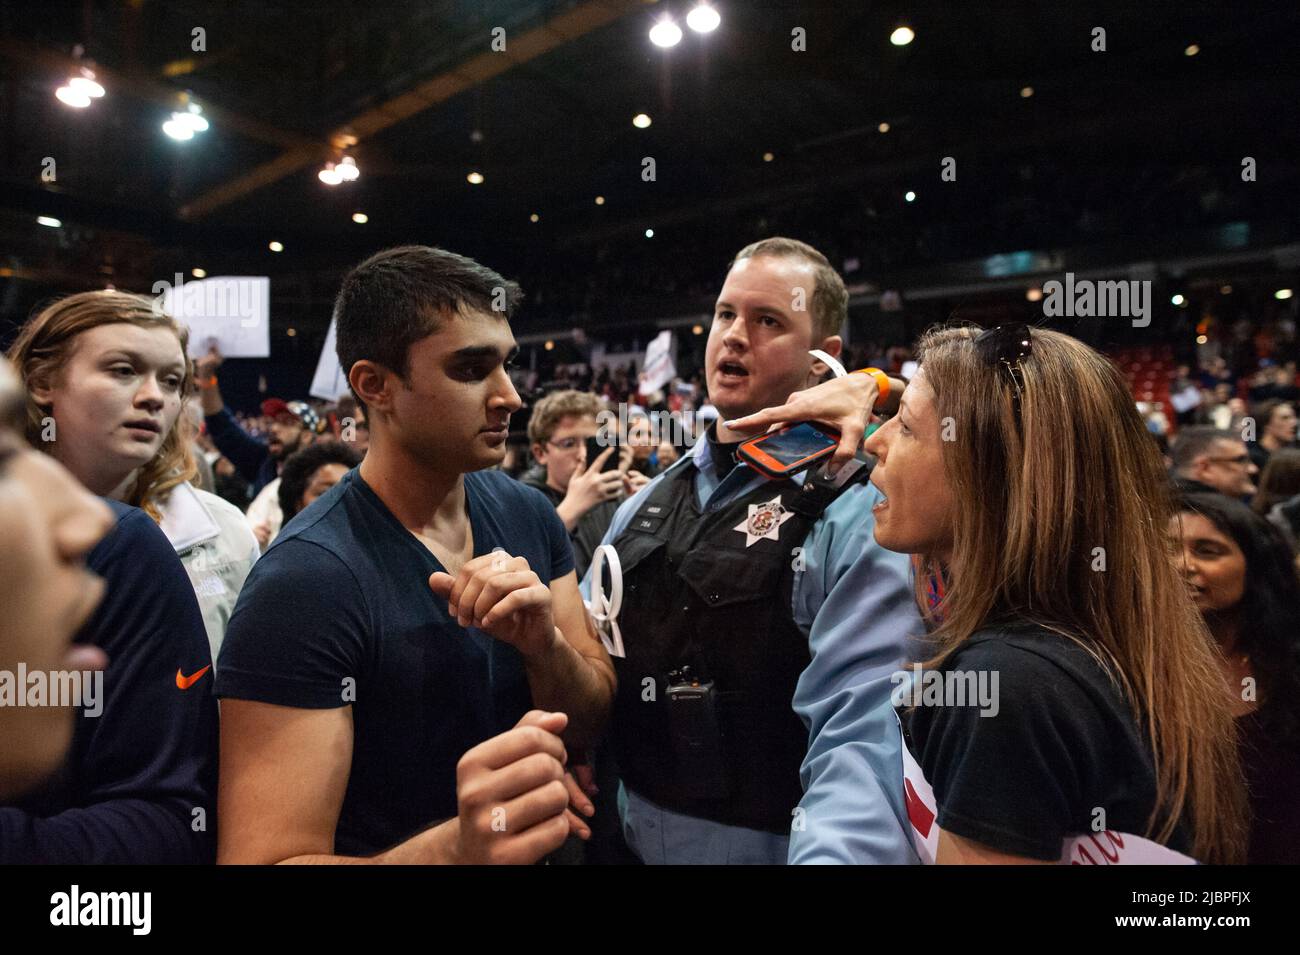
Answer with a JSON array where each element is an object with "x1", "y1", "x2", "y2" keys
[{"x1": 728, "y1": 237, "x2": 847, "y2": 344}]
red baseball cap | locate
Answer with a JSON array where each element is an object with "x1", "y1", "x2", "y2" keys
[{"x1": 260, "y1": 398, "x2": 322, "y2": 433}]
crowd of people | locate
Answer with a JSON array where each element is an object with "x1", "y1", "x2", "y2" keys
[{"x1": 1, "y1": 235, "x2": 1297, "y2": 865}]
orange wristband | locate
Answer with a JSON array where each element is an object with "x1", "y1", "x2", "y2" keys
[{"x1": 852, "y1": 367, "x2": 890, "y2": 404}]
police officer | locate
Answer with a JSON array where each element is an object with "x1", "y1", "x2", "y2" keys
[{"x1": 583, "y1": 238, "x2": 922, "y2": 863}]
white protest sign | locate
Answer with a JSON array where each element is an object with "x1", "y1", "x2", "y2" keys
[
  {"x1": 639, "y1": 330, "x2": 676, "y2": 396},
  {"x1": 309, "y1": 317, "x2": 349, "y2": 402},
  {"x1": 157, "y1": 275, "x2": 271, "y2": 358},
  {"x1": 1170, "y1": 386, "x2": 1202, "y2": 414}
]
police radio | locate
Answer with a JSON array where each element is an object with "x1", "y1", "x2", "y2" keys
[{"x1": 665, "y1": 666, "x2": 731, "y2": 799}]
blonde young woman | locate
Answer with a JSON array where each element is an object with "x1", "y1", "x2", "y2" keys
[
  {"x1": 731, "y1": 324, "x2": 1246, "y2": 864},
  {"x1": 7, "y1": 290, "x2": 258, "y2": 664}
]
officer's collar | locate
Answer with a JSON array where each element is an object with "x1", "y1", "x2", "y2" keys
[
  {"x1": 703, "y1": 422, "x2": 745, "y2": 479},
  {"x1": 687, "y1": 424, "x2": 813, "y2": 489}
]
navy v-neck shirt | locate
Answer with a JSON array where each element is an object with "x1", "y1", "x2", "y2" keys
[{"x1": 215, "y1": 467, "x2": 574, "y2": 856}]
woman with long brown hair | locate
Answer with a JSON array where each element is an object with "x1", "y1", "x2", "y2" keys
[
  {"x1": 733, "y1": 324, "x2": 1247, "y2": 863},
  {"x1": 1172, "y1": 491, "x2": 1300, "y2": 863},
  {"x1": 6, "y1": 290, "x2": 258, "y2": 663}
]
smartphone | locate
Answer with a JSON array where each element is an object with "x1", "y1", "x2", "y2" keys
[
  {"x1": 738, "y1": 422, "x2": 840, "y2": 479},
  {"x1": 585, "y1": 435, "x2": 622, "y2": 472}
]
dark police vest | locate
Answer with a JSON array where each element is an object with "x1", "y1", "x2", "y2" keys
[{"x1": 608, "y1": 453, "x2": 867, "y2": 833}]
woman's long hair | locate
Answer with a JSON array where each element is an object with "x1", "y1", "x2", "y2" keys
[
  {"x1": 5, "y1": 290, "x2": 197, "y2": 522},
  {"x1": 1177, "y1": 491, "x2": 1300, "y2": 748},
  {"x1": 1252, "y1": 449, "x2": 1300, "y2": 515},
  {"x1": 915, "y1": 324, "x2": 1247, "y2": 863}
]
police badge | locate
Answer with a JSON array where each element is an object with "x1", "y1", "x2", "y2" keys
[{"x1": 734, "y1": 495, "x2": 796, "y2": 547}]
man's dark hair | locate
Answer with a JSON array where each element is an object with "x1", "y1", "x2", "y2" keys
[
  {"x1": 1255, "y1": 398, "x2": 1294, "y2": 431},
  {"x1": 333, "y1": 245, "x2": 523, "y2": 407},
  {"x1": 278, "y1": 440, "x2": 363, "y2": 521},
  {"x1": 1169, "y1": 426, "x2": 1238, "y2": 473},
  {"x1": 335, "y1": 393, "x2": 358, "y2": 420}
]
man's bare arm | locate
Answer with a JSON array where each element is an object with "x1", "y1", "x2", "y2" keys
[
  {"x1": 521, "y1": 570, "x2": 616, "y2": 750},
  {"x1": 217, "y1": 699, "x2": 572, "y2": 865}
]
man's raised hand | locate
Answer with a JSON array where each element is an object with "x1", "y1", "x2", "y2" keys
[
  {"x1": 452, "y1": 710, "x2": 573, "y2": 864},
  {"x1": 429, "y1": 552, "x2": 556, "y2": 658}
]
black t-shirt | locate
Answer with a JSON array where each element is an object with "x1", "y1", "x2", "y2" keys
[
  {"x1": 215, "y1": 467, "x2": 574, "y2": 856},
  {"x1": 2, "y1": 501, "x2": 217, "y2": 863},
  {"x1": 904, "y1": 622, "x2": 1190, "y2": 861},
  {"x1": 1237, "y1": 710, "x2": 1300, "y2": 864}
]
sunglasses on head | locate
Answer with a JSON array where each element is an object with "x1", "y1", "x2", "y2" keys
[{"x1": 974, "y1": 323, "x2": 1033, "y2": 410}]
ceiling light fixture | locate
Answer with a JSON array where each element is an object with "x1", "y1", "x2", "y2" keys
[
  {"x1": 56, "y1": 64, "x2": 104, "y2": 108},
  {"x1": 890, "y1": 26, "x2": 914, "y2": 46},
  {"x1": 164, "y1": 100, "x2": 209, "y2": 140},
  {"x1": 649, "y1": 18, "x2": 683, "y2": 48},
  {"x1": 686, "y1": 4, "x2": 721, "y2": 33},
  {"x1": 56, "y1": 86, "x2": 91, "y2": 108}
]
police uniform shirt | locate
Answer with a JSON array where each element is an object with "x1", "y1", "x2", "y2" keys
[{"x1": 582, "y1": 429, "x2": 924, "y2": 864}]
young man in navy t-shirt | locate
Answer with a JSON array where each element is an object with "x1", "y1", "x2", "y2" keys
[{"x1": 215, "y1": 246, "x2": 615, "y2": 864}]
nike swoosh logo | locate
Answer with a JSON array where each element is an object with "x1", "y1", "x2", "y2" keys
[{"x1": 176, "y1": 665, "x2": 211, "y2": 690}]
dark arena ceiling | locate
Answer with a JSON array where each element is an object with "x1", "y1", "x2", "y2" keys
[{"x1": 2, "y1": 0, "x2": 1298, "y2": 355}]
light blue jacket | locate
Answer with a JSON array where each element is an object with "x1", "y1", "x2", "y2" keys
[{"x1": 581, "y1": 436, "x2": 923, "y2": 864}]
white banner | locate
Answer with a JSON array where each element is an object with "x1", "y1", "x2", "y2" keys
[
  {"x1": 639, "y1": 330, "x2": 676, "y2": 396},
  {"x1": 309, "y1": 317, "x2": 349, "y2": 402},
  {"x1": 160, "y1": 275, "x2": 271, "y2": 358}
]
